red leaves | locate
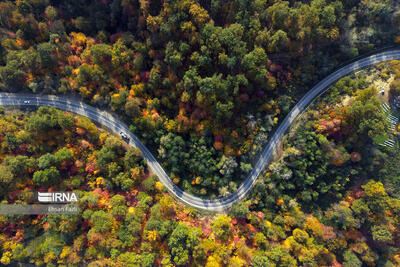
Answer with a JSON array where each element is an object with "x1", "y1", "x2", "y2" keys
[
  {"x1": 80, "y1": 140, "x2": 91, "y2": 149},
  {"x1": 17, "y1": 143, "x2": 28, "y2": 154},
  {"x1": 214, "y1": 135, "x2": 224, "y2": 143},
  {"x1": 184, "y1": 103, "x2": 192, "y2": 113},
  {"x1": 60, "y1": 160, "x2": 73, "y2": 170},
  {"x1": 70, "y1": 164, "x2": 78, "y2": 175},
  {"x1": 256, "y1": 212, "x2": 265, "y2": 220},
  {"x1": 8, "y1": 190, "x2": 21, "y2": 201},
  {"x1": 239, "y1": 93, "x2": 249, "y2": 102},
  {"x1": 191, "y1": 108, "x2": 206, "y2": 120},
  {"x1": 321, "y1": 224, "x2": 337, "y2": 241},
  {"x1": 67, "y1": 55, "x2": 81, "y2": 67},
  {"x1": 114, "y1": 80, "x2": 122, "y2": 89},
  {"x1": 256, "y1": 90, "x2": 265, "y2": 97},
  {"x1": 350, "y1": 187, "x2": 364, "y2": 199},
  {"x1": 134, "y1": 74, "x2": 141, "y2": 83},
  {"x1": 140, "y1": 71, "x2": 150, "y2": 82},
  {"x1": 316, "y1": 117, "x2": 344, "y2": 141},
  {"x1": 76, "y1": 127, "x2": 86, "y2": 135},
  {"x1": 93, "y1": 188, "x2": 102, "y2": 195},
  {"x1": 85, "y1": 163, "x2": 96, "y2": 174},
  {"x1": 100, "y1": 190, "x2": 110, "y2": 199},
  {"x1": 110, "y1": 32, "x2": 124, "y2": 43},
  {"x1": 350, "y1": 152, "x2": 361, "y2": 162}
]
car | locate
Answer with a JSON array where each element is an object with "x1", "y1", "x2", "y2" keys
[
  {"x1": 120, "y1": 131, "x2": 130, "y2": 142},
  {"x1": 23, "y1": 100, "x2": 31, "y2": 104}
]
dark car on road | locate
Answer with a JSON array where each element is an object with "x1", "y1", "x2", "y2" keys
[{"x1": 120, "y1": 131, "x2": 130, "y2": 143}]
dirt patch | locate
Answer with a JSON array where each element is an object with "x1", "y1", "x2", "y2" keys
[
  {"x1": 374, "y1": 76, "x2": 394, "y2": 103},
  {"x1": 341, "y1": 95, "x2": 352, "y2": 106},
  {"x1": 361, "y1": 63, "x2": 395, "y2": 103}
]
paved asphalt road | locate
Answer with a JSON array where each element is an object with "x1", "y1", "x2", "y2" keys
[{"x1": 1, "y1": 50, "x2": 400, "y2": 211}]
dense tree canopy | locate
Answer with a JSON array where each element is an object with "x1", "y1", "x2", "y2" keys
[
  {"x1": 0, "y1": 1, "x2": 400, "y2": 266},
  {"x1": 0, "y1": 0, "x2": 398, "y2": 196}
]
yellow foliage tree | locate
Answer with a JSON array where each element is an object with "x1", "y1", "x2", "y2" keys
[
  {"x1": 206, "y1": 255, "x2": 222, "y2": 267},
  {"x1": 304, "y1": 216, "x2": 323, "y2": 238}
]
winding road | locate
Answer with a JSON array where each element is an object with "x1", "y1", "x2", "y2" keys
[{"x1": 1, "y1": 50, "x2": 400, "y2": 211}]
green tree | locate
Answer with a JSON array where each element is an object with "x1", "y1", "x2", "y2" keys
[
  {"x1": 38, "y1": 153, "x2": 56, "y2": 169},
  {"x1": 118, "y1": 252, "x2": 142, "y2": 266},
  {"x1": 74, "y1": 16, "x2": 93, "y2": 33},
  {"x1": 390, "y1": 79, "x2": 400, "y2": 96},
  {"x1": 91, "y1": 44, "x2": 112, "y2": 67},
  {"x1": 326, "y1": 202, "x2": 360, "y2": 230},
  {"x1": 143, "y1": 175, "x2": 156, "y2": 193},
  {"x1": 112, "y1": 40, "x2": 133, "y2": 75},
  {"x1": 124, "y1": 147, "x2": 142, "y2": 170},
  {"x1": 211, "y1": 215, "x2": 233, "y2": 241},
  {"x1": 241, "y1": 47, "x2": 273, "y2": 90},
  {"x1": 90, "y1": 210, "x2": 113, "y2": 233},
  {"x1": 371, "y1": 225, "x2": 392, "y2": 243},
  {"x1": 97, "y1": 147, "x2": 117, "y2": 171},
  {"x1": 45, "y1": 6, "x2": 57, "y2": 21},
  {"x1": 254, "y1": 232, "x2": 267, "y2": 248},
  {"x1": 117, "y1": 214, "x2": 142, "y2": 246},
  {"x1": 26, "y1": 107, "x2": 58, "y2": 132},
  {"x1": 125, "y1": 98, "x2": 141, "y2": 118},
  {"x1": 168, "y1": 223, "x2": 201, "y2": 266},
  {"x1": 266, "y1": 1, "x2": 290, "y2": 30},
  {"x1": 165, "y1": 42, "x2": 183, "y2": 70},
  {"x1": 215, "y1": 101, "x2": 234, "y2": 122},
  {"x1": 110, "y1": 194, "x2": 127, "y2": 218},
  {"x1": 113, "y1": 172, "x2": 134, "y2": 190},
  {"x1": 57, "y1": 112, "x2": 75, "y2": 130},
  {"x1": 343, "y1": 249, "x2": 361, "y2": 267},
  {"x1": 0, "y1": 165, "x2": 13, "y2": 184},
  {"x1": 4, "y1": 133, "x2": 19, "y2": 151},
  {"x1": 4, "y1": 155, "x2": 34, "y2": 177},
  {"x1": 54, "y1": 147, "x2": 74, "y2": 163},
  {"x1": 37, "y1": 43, "x2": 57, "y2": 69},
  {"x1": 110, "y1": 89, "x2": 128, "y2": 112},
  {"x1": 32, "y1": 166, "x2": 60, "y2": 187},
  {"x1": 267, "y1": 245, "x2": 297, "y2": 266},
  {"x1": 0, "y1": 60, "x2": 27, "y2": 91},
  {"x1": 345, "y1": 87, "x2": 388, "y2": 142},
  {"x1": 268, "y1": 30, "x2": 288, "y2": 53},
  {"x1": 230, "y1": 200, "x2": 250, "y2": 219},
  {"x1": 158, "y1": 133, "x2": 189, "y2": 178}
]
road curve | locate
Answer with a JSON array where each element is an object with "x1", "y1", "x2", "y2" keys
[{"x1": 1, "y1": 50, "x2": 400, "y2": 211}]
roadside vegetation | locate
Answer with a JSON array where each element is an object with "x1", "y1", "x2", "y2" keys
[
  {"x1": 0, "y1": 0, "x2": 400, "y2": 265},
  {"x1": 1, "y1": 62, "x2": 400, "y2": 265},
  {"x1": 0, "y1": 0, "x2": 399, "y2": 197}
]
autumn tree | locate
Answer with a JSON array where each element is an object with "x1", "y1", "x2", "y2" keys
[
  {"x1": 110, "y1": 194, "x2": 127, "y2": 219},
  {"x1": 230, "y1": 200, "x2": 250, "y2": 219},
  {"x1": 0, "y1": 60, "x2": 28, "y2": 91},
  {"x1": 90, "y1": 210, "x2": 113, "y2": 233},
  {"x1": 344, "y1": 87, "x2": 388, "y2": 143},
  {"x1": 125, "y1": 98, "x2": 142, "y2": 118},
  {"x1": 37, "y1": 42, "x2": 57, "y2": 69},
  {"x1": 38, "y1": 153, "x2": 56, "y2": 169},
  {"x1": 32, "y1": 166, "x2": 60, "y2": 187},
  {"x1": 168, "y1": 223, "x2": 201, "y2": 266},
  {"x1": 211, "y1": 215, "x2": 233, "y2": 241},
  {"x1": 390, "y1": 79, "x2": 400, "y2": 96},
  {"x1": 45, "y1": 6, "x2": 57, "y2": 21},
  {"x1": 325, "y1": 201, "x2": 360, "y2": 230}
]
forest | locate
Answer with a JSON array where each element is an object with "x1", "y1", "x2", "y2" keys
[
  {"x1": 0, "y1": 0, "x2": 399, "y2": 196},
  {"x1": 1, "y1": 0, "x2": 400, "y2": 266},
  {"x1": 0, "y1": 63, "x2": 399, "y2": 266}
]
